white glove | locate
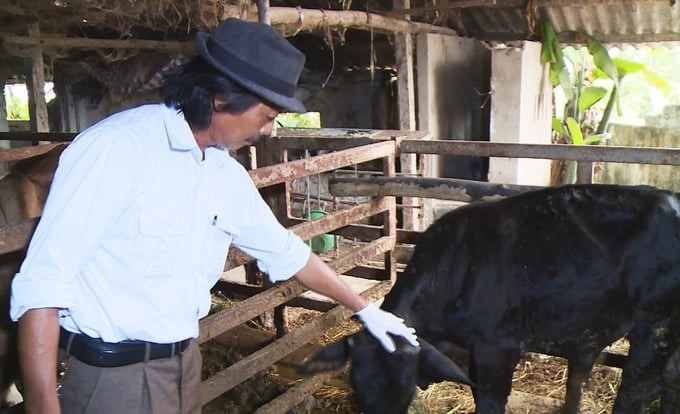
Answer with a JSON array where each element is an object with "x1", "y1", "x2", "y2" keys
[{"x1": 354, "y1": 303, "x2": 419, "y2": 353}]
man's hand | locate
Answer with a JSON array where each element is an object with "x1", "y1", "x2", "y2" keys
[{"x1": 354, "y1": 303, "x2": 419, "y2": 352}]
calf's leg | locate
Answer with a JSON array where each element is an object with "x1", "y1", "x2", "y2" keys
[
  {"x1": 614, "y1": 316, "x2": 675, "y2": 413},
  {"x1": 469, "y1": 344, "x2": 521, "y2": 414},
  {"x1": 563, "y1": 352, "x2": 599, "y2": 414},
  {"x1": 661, "y1": 345, "x2": 680, "y2": 414}
]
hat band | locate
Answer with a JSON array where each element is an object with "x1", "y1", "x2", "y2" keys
[{"x1": 206, "y1": 37, "x2": 296, "y2": 99}]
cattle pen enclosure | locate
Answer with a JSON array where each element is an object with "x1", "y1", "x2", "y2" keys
[{"x1": 1, "y1": 129, "x2": 680, "y2": 413}]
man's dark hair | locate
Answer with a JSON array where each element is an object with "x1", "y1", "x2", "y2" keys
[{"x1": 162, "y1": 56, "x2": 262, "y2": 130}]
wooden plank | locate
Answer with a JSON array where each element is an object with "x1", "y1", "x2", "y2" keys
[
  {"x1": 214, "y1": 279, "x2": 367, "y2": 312},
  {"x1": 223, "y1": 199, "x2": 390, "y2": 271},
  {"x1": 288, "y1": 198, "x2": 390, "y2": 241},
  {"x1": 273, "y1": 136, "x2": 387, "y2": 152},
  {"x1": 249, "y1": 141, "x2": 395, "y2": 188},
  {"x1": 253, "y1": 372, "x2": 338, "y2": 414},
  {"x1": 201, "y1": 236, "x2": 394, "y2": 343},
  {"x1": 275, "y1": 127, "x2": 427, "y2": 140},
  {"x1": 2, "y1": 34, "x2": 193, "y2": 54},
  {"x1": 330, "y1": 176, "x2": 541, "y2": 202},
  {"x1": 401, "y1": 139, "x2": 680, "y2": 166},
  {"x1": 382, "y1": 155, "x2": 397, "y2": 283},
  {"x1": 2, "y1": 7, "x2": 455, "y2": 57},
  {"x1": 394, "y1": 0, "x2": 420, "y2": 232},
  {"x1": 199, "y1": 280, "x2": 392, "y2": 406},
  {"x1": 0, "y1": 132, "x2": 75, "y2": 142},
  {"x1": 220, "y1": 5, "x2": 459, "y2": 36}
]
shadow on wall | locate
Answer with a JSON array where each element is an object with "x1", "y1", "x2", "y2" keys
[{"x1": 432, "y1": 42, "x2": 491, "y2": 181}]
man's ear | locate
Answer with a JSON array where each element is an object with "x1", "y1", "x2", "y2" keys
[
  {"x1": 299, "y1": 336, "x2": 353, "y2": 375},
  {"x1": 417, "y1": 339, "x2": 475, "y2": 388}
]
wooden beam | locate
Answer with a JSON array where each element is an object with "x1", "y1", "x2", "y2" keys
[
  {"x1": 400, "y1": 139, "x2": 680, "y2": 165},
  {"x1": 394, "y1": 0, "x2": 421, "y2": 231},
  {"x1": 249, "y1": 141, "x2": 395, "y2": 188},
  {"x1": 201, "y1": 235, "x2": 394, "y2": 343},
  {"x1": 26, "y1": 24, "x2": 49, "y2": 135},
  {"x1": 222, "y1": 5, "x2": 459, "y2": 36},
  {"x1": 1, "y1": 35, "x2": 195, "y2": 55},
  {"x1": 257, "y1": 0, "x2": 271, "y2": 25},
  {"x1": 0, "y1": 132, "x2": 75, "y2": 142},
  {"x1": 1, "y1": 6, "x2": 457, "y2": 57},
  {"x1": 329, "y1": 176, "x2": 541, "y2": 202},
  {"x1": 253, "y1": 372, "x2": 339, "y2": 414}
]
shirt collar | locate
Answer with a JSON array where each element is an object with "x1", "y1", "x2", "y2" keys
[
  {"x1": 159, "y1": 103, "x2": 231, "y2": 167},
  {"x1": 159, "y1": 104, "x2": 203, "y2": 162}
]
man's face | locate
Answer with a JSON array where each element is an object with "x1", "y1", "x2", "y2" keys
[{"x1": 194, "y1": 101, "x2": 279, "y2": 152}]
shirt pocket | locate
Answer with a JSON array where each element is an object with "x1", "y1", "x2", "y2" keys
[{"x1": 204, "y1": 216, "x2": 236, "y2": 282}]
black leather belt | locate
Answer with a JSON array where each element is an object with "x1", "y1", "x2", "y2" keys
[{"x1": 59, "y1": 328, "x2": 191, "y2": 368}]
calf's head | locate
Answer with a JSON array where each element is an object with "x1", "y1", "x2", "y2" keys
[{"x1": 301, "y1": 331, "x2": 472, "y2": 414}]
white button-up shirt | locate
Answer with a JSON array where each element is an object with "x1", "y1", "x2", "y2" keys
[{"x1": 10, "y1": 103, "x2": 311, "y2": 343}]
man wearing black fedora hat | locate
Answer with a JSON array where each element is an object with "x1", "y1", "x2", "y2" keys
[{"x1": 12, "y1": 18, "x2": 417, "y2": 414}]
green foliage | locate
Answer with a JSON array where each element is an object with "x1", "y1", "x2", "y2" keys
[
  {"x1": 541, "y1": 20, "x2": 670, "y2": 147},
  {"x1": 5, "y1": 88, "x2": 29, "y2": 120},
  {"x1": 275, "y1": 112, "x2": 321, "y2": 128},
  {"x1": 4, "y1": 83, "x2": 56, "y2": 121},
  {"x1": 608, "y1": 47, "x2": 680, "y2": 124},
  {"x1": 540, "y1": 20, "x2": 670, "y2": 183}
]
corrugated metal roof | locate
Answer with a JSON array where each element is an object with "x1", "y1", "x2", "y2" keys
[
  {"x1": 440, "y1": 0, "x2": 680, "y2": 47},
  {"x1": 545, "y1": 1, "x2": 680, "y2": 45}
]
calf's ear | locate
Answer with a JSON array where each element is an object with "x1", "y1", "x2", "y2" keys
[
  {"x1": 417, "y1": 339, "x2": 475, "y2": 387},
  {"x1": 299, "y1": 337, "x2": 352, "y2": 374}
]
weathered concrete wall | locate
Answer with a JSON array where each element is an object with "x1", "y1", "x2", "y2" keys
[
  {"x1": 594, "y1": 122, "x2": 680, "y2": 192},
  {"x1": 488, "y1": 42, "x2": 552, "y2": 186},
  {"x1": 416, "y1": 32, "x2": 491, "y2": 181}
]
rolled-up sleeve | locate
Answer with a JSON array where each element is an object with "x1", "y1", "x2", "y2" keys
[
  {"x1": 226, "y1": 168, "x2": 311, "y2": 283},
  {"x1": 10, "y1": 132, "x2": 143, "y2": 321}
]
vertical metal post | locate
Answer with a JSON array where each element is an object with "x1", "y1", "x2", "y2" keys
[{"x1": 576, "y1": 160, "x2": 594, "y2": 184}]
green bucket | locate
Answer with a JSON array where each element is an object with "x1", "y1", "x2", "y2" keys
[{"x1": 307, "y1": 210, "x2": 335, "y2": 254}]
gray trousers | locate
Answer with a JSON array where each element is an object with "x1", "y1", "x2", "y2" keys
[{"x1": 58, "y1": 340, "x2": 201, "y2": 414}]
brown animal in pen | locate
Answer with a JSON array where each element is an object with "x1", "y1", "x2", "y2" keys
[{"x1": 0, "y1": 144, "x2": 66, "y2": 410}]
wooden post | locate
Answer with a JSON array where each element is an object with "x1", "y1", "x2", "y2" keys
[
  {"x1": 394, "y1": 0, "x2": 421, "y2": 231},
  {"x1": 257, "y1": 0, "x2": 271, "y2": 25},
  {"x1": 382, "y1": 145, "x2": 397, "y2": 283},
  {"x1": 25, "y1": 24, "x2": 50, "y2": 138},
  {"x1": 576, "y1": 160, "x2": 594, "y2": 184},
  {"x1": 254, "y1": 139, "x2": 291, "y2": 336},
  {"x1": 0, "y1": 70, "x2": 10, "y2": 174}
]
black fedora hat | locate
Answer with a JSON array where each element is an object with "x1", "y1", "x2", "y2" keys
[{"x1": 196, "y1": 18, "x2": 306, "y2": 113}]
